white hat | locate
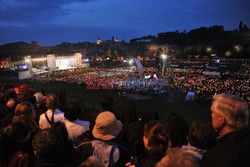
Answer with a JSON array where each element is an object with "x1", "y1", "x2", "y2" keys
[
  {"x1": 92, "y1": 111, "x2": 122, "y2": 141},
  {"x1": 34, "y1": 92, "x2": 44, "y2": 103}
]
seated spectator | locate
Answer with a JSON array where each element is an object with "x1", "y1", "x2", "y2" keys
[
  {"x1": 0, "y1": 98, "x2": 17, "y2": 129},
  {"x1": 89, "y1": 95, "x2": 119, "y2": 132},
  {"x1": 64, "y1": 100, "x2": 90, "y2": 141},
  {"x1": 156, "y1": 147, "x2": 199, "y2": 167},
  {"x1": 117, "y1": 102, "x2": 138, "y2": 143},
  {"x1": 201, "y1": 94, "x2": 250, "y2": 167},
  {"x1": 13, "y1": 101, "x2": 39, "y2": 134},
  {"x1": 168, "y1": 113, "x2": 189, "y2": 147},
  {"x1": 74, "y1": 111, "x2": 129, "y2": 167},
  {"x1": 100, "y1": 95, "x2": 119, "y2": 119},
  {"x1": 182, "y1": 121, "x2": 216, "y2": 162},
  {"x1": 127, "y1": 120, "x2": 171, "y2": 167},
  {"x1": 127, "y1": 110, "x2": 159, "y2": 157},
  {"x1": 52, "y1": 122, "x2": 80, "y2": 166},
  {"x1": 33, "y1": 92, "x2": 44, "y2": 108},
  {"x1": 4, "y1": 122, "x2": 35, "y2": 167},
  {"x1": 39, "y1": 94, "x2": 65, "y2": 129},
  {"x1": 32, "y1": 128, "x2": 64, "y2": 166},
  {"x1": 55, "y1": 87, "x2": 67, "y2": 113}
]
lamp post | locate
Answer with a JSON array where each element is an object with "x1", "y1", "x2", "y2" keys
[{"x1": 161, "y1": 54, "x2": 167, "y2": 76}]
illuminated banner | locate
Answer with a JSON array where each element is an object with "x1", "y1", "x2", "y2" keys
[{"x1": 132, "y1": 58, "x2": 143, "y2": 74}]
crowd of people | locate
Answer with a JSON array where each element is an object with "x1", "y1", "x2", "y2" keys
[
  {"x1": 0, "y1": 82, "x2": 250, "y2": 167},
  {"x1": 172, "y1": 63, "x2": 250, "y2": 104},
  {"x1": 33, "y1": 61, "x2": 250, "y2": 104}
]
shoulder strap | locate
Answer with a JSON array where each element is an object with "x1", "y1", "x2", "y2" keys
[
  {"x1": 108, "y1": 143, "x2": 116, "y2": 167},
  {"x1": 45, "y1": 112, "x2": 53, "y2": 126}
]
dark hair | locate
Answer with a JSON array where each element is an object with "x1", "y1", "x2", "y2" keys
[
  {"x1": 64, "y1": 100, "x2": 81, "y2": 121},
  {"x1": 13, "y1": 101, "x2": 38, "y2": 132},
  {"x1": 45, "y1": 94, "x2": 59, "y2": 111},
  {"x1": 100, "y1": 95, "x2": 113, "y2": 111},
  {"x1": 14, "y1": 101, "x2": 34, "y2": 119},
  {"x1": 51, "y1": 122, "x2": 68, "y2": 143},
  {"x1": 45, "y1": 94, "x2": 59, "y2": 124},
  {"x1": 55, "y1": 87, "x2": 67, "y2": 112},
  {"x1": 168, "y1": 113, "x2": 189, "y2": 147},
  {"x1": 4, "y1": 122, "x2": 30, "y2": 142},
  {"x1": 144, "y1": 120, "x2": 170, "y2": 157},
  {"x1": 32, "y1": 128, "x2": 64, "y2": 163},
  {"x1": 188, "y1": 122, "x2": 216, "y2": 150},
  {"x1": 120, "y1": 102, "x2": 137, "y2": 129},
  {"x1": 141, "y1": 110, "x2": 159, "y2": 125}
]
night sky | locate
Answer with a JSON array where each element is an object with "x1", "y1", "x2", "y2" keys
[{"x1": 0, "y1": 0, "x2": 249, "y2": 45}]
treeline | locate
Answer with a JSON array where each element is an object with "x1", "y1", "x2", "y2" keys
[{"x1": 0, "y1": 24, "x2": 250, "y2": 60}]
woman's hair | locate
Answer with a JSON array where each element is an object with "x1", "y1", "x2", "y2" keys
[
  {"x1": 13, "y1": 101, "x2": 34, "y2": 121},
  {"x1": 144, "y1": 120, "x2": 170, "y2": 157},
  {"x1": 4, "y1": 121, "x2": 30, "y2": 143},
  {"x1": 45, "y1": 94, "x2": 59, "y2": 125},
  {"x1": 64, "y1": 100, "x2": 81, "y2": 121},
  {"x1": 188, "y1": 122, "x2": 216, "y2": 150},
  {"x1": 32, "y1": 128, "x2": 64, "y2": 162},
  {"x1": 13, "y1": 101, "x2": 38, "y2": 132},
  {"x1": 45, "y1": 94, "x2": 59, "y2": 111}
]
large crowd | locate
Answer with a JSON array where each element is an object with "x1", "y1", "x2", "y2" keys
[
  {"x1": 0, "y1": 82, "x2": 250, "y2": 167},
  {"x1": 172, "y1": 63, "x2": 250, "y2": 104},
  {"x1": 34, "y1": 61, "x2": 250, "y2": 104}
]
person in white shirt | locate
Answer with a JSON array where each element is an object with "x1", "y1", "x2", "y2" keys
[
  {"x1": 39, "y1": 94, "x2": 65, "y2": 129},
  {"x1": 64, "y1": 100, "x2": 90, "y2": 141}
]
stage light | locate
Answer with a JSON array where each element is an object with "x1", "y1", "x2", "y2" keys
[
  {"x1": 129, "y1": 59, "x2": 133, "y2": 65},
  {"x1": 161, "y1": 54, "x2": 167, "y2": 59}
]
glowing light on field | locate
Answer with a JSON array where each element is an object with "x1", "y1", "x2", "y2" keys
[
  {"x1": 161, "y1": 54, "x2": 167, "y2": 59},
  {"x1": 129, "y1": 59, "x2": 133, "y2": 65}
]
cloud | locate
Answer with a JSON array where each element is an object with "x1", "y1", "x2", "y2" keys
[{"x1": 0, "y1": 0, "x2": 96, "y2": 24}]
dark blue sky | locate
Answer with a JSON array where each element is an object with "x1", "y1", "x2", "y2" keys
[{"x1": 0, "y1": 0, "x2": 249, "y2": 45}]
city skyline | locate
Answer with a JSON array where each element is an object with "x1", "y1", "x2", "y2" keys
[{"x1": 0, "y1": 0, "x2": 249, "y2": 46}]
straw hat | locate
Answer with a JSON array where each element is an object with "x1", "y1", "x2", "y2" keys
[{"x1": 92, "y1": 111, "x2": 122, "y2": 141}]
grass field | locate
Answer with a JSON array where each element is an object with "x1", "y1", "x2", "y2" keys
[
  {"x1": 25, "y1": 80, "x2": 212, "y2": 126},
  {"x1": 1, "y1": 78, "x2": 212, "y2": 126}
]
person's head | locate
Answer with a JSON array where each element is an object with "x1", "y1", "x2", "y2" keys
[
  {"x1": 32, "y1": 128, "x2": 64, "y2": 163},
  {"x1": 6, "y1": 98, "x2": 16, "y2": 112},
  {"x1": 120, "y1": 102, "x2": 137, "y2": 128},
  {"x1": 4, "y1": 121, "x2": 30, "y2": 143},
  {"x1": 92, "y1": 111, "x2": 122, "y2": 141},
  {"x1": 45, "y1": 94, "x2": 59, "y2": 111},
  {"x1": 188, "y1": 122, "x2": 216, "y2": 150},
  {"x1": 141, "y1": 110, "x2": 159, "y2": 125},
  {"x1": 143, "y1": 120, "x2": 171, "y2": 156},
  {"x1": 168, "y1": 113, "x2": 189, "y2": 147},
  {"x1": 156, "y1": 147, "x2": 199, "y2": 167},
  {"x1": 100, "y1": 95, "x2": 113, "y2": 111},
  {"x1": 13, "y1": 101, "x2": 36, "y2": 121},
  {"x1": 51, "y1": 122, "x2": 69, "y2": 145},
  {"x1": 211, "y1": 94, "x2": 249, "y2": 136},
  {"x1": 64, "y1": 100, "x2": 81, "y2": 121},
  {"x1": 34, "y1": 92, "x2": 44, "y2": 104},
  {"x1": 3, "y1": 88, "x2": 16, "y2": 101}
]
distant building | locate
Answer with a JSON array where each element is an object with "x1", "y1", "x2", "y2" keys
[
  {"x1": 31, "y1": 41, "x2": 38, "y2": 46},
  {"x1": 0, "y1": 59, "x2": 12, "y2": 68},
  {"x1": 97, "y1": 37, "x2": 102, "y2": 45}
]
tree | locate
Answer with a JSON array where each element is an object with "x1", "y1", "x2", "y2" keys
[{"x1": 239, "y1": 21, "x2": 243, "y2": 31}]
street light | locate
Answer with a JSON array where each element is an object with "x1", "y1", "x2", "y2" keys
[
  {"x1": 129, "y1": 59, "x2": 133, "y2": 65},
  {"x1": 161, "y1": 54, "x2": 167, "y2": 76}
]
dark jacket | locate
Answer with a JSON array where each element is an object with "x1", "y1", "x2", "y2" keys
[
  {"x1": 201, "y1": 127, "x2": 250, "y2": 167},
  {"x1": 133, "y1": 151, "x2": 164, "y2": 167}
]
